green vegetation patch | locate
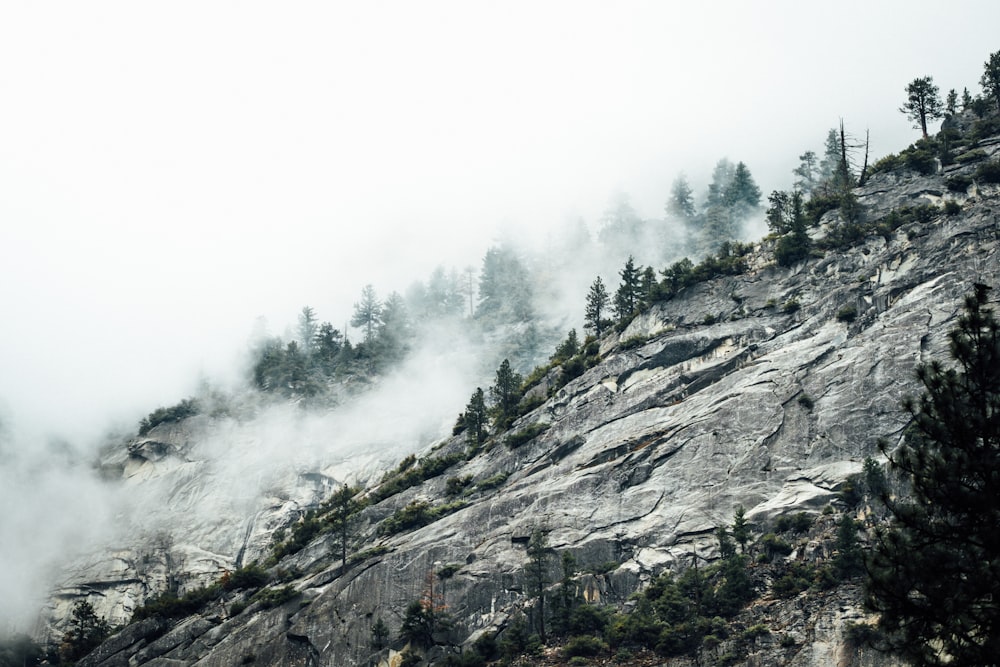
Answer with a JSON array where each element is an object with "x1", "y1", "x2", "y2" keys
[
  {"x1": 138, "y1": 398, "x2": 199, "y2": 436},
  {"x1": 505, "y1": 423, "x2": 550, "y2": 449}
]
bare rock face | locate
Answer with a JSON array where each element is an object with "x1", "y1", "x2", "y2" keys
[{"x1": 45, "y1": 159, "x2": 1000, "y2": 666}]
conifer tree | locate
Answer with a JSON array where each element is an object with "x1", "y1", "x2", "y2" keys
[
  {"x1": 463, "y1": 387, "x2": 488, "y2": 449},
  {"x1": 584, "y1": 276, "x2": 610, "y2": 338},
  {"x1": 489, "y1": 359, "x2": 523, "y2": 429},
  {"x1": 723, "y1": 162, "x2": 761, "y2": 212},
  {"x1": 962, "y1": 87, "x2": 973, "y2": 110},
  {"x1": 732, "y1": 505, "x2": 750, "y2": 554},
  {"x1": 793, "y1": 151, "x2": 818, "y2": 194},
  {"x1": 946, "y1": 88, "x2": 958, "y2": 115},
  {"x1": 351, "y1": 284, "x2": 382, "y2": 345},
  {"x1": 639, "y1": 265, "x2": 658, "y2": 309},
  {"x1": 866, "y1": 284, "x2": 1000, "y2": 665},
  {"x1": 376, "y1": 291, "x2": 410, "y2": 362},
  {"x1": 666, "y1": 174, "x2": 696, "y2": 220},
  {"x1": 614, "y1": 256, "x2": 642, "y2": 323},
  {"x1": 705, "y1": 159, "x2": 735, "y2": 209},
  {"x1": 526, "y1": 528, "x2": 552, "y2": 642},
  {"x1": 551, "y1": 329, "x2": 580, "y2": 362},
  {"x1": 900, "y1": 76, "x2": 945, "y2": 139},
  {"x1": 477, "y1": 245, "x2": 533, "y2": 323},
  {"x1": 314, "y1": 322, "x2": 343, "y2": 374},
  {"x1": 60, "y1": 601, "x2": 110, "y2": 664},
  {"x1": 297, "y1": 306, "x2": 318, "y2": 357},
  {"x1": 328, "y1": 484, "x2": 358, "y2": 569},
  {"x1": 982, "y1": 50, "x2": 1000, "y2": 113}
]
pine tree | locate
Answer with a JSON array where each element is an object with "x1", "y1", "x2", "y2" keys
[
  {"x1": 768, "y1": 190, "x2": 811, "y2": 266},
  {"x1": 526, "y1": 528, "x2": 552, "y2": 642},
  {"x1": 793, "y1": 151, "x2": 818, "y2": 194},
  {"x1": 946, "y1": 88, "x2": 958, "y2": 115},
  {"x1": 866, "y1": 284, "x2": 1000, "y2": 666},
  {"x1": 463, "y1": 387, "x2": 488, "y2": 449},
  {"x1": 489, "y1": 359, "x2": 523, "y2": 429},
  {"x1": 723, "y1": 162, "x2": 761, "y2": 212},
  {"x1": 476, "y1": 245, "x2": 533, "y2": 322},
  {"x1": 584, "y1": 276, "x2": 610, "y2": 338},
  {"x1": 314, "y1": 322, "x2": 343, "y2": 374},
  {"x1": 666, "y1": 174, "x2": 696, "y2": 219},
  {"x1": 371, "y1": 617, "x2": 390, "y2": 650},
  {"x1": 639, "y1": 265, "x2": 658, "y2": 309},
  {"x1": 614, "y1": 256, "x2": 642, "y2": 323},
  {"x1": 732, "y1": 505, "x2": 750, "y2": 554},
  {"x1": 297, "y1": 306, "x2": 318, "y2": 357},
  {"x1": 705, "y1": 159, "x2": 735, "y2": 209},
  {"x1": 328, "y1": 485, "x2": 358, "y2": 569},
  {"x1": 818, "y1": 128, "x2": 843, "y2": 187},
  {"x1": 900, "y1": 76, "x2": 945, "y2": 139},
  {"x1": 700, "y1": 204, "x2": 735, "y2": 256},
  {"x1": 551, "y1": 329, "x2": 580, "y2": 362},
  {"x1": 962, "y1": 87, "x2": 974, "y2": 110},
  {"x1": 350, "y1": 284, "x2": 382, "y2": 345},
  {"x1": 376, "y1": 291, "x2": 410, "y2": 362},
  {"x1": 60, "y1": 600, "x2": 110, "y2": 664},
  {"x1": 982, "y1": 50, "x2": 1000, "y2": 113}
]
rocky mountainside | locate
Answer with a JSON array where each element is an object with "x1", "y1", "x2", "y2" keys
[{"x1": 41, "y1": 122, "x2": 1000, "y2": 666}]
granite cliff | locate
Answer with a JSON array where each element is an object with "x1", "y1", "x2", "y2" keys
[{"x1": 41, "y1": 119, "x2": 1000, "y2": 666}]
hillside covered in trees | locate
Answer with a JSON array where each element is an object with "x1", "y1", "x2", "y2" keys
[{"x1": 6, "y1": 53, "x2": 1000, "y2": 667}]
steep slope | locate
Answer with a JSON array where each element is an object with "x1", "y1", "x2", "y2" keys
[{"x1": 49, "y1": 130, "x2": 1000, "y2": 666}]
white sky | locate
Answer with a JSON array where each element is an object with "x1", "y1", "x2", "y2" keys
[{"x1": 1, "y1": 1, "x2": 999, "y2": 444}]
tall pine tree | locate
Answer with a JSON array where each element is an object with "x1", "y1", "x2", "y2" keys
[
  {"x1": 614, "y1": 256, "x2": 642, "y2": 323},
  {"x1": 900, "y1": 76, "x2": 945, "y2": 139},
  {"x1": 866, "y1": 284, "x2": 1000, "y2": 666},
  {"x1": 585, "y1": 276, "x2": 610, "y2": 338}
]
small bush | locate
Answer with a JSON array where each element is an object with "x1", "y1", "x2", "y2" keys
[
  {"x1": 620, "y1": 334, "x2": 650, "y2": 350},
  {"x1": 903, "y1": 148, "x2": 936, "y2": 174},
  {"x1": 702, "y1": 313, "x2": 717, "y2": 325},
  {"x1": 379, "y1": 501, "x2": 433, "y2": 535},
  {"x1": 475, "y1": 472, "x2": 510, "y2": 491},
  {"x1": 797, "y1": 394, "x2": 814, "y2": 410},
  {"x1": 844, "y1": 621, "x2": 883, "y2": 647},
  {"x1": 869, "y1": 152, "x2": 901, "y2": 174},
  {"x1": 772, "y1": 566, "x2": 813, "y2": 598},
  {"x1": 774, "y1": 232, "x2": 812, "y2": 267},
  {"x1": 946, "y1": 174, "x2": 973, "y2": 192},
  {"x1": 742, "y1": 624, "x2": 770, "y2": 641},
  {"x1": 975, "y1": 160, "x2": 1000, "y2": 184},
  {"x1": 776, "y1": 512, "x2": 813, "y2": 533},
  {"x1": 505, "y1": 423, "x2": 550, "y2": 449},
  {"x1": 222, "y1": 564, "x2": 269, "y2": 591},
  {"x1": 782, "y1": 299, "x2": 800, "y2": 314},
  {"x1": 760, "y1": 533, "x2": 793, "y2": 562},
  {"x1": 943, "y1": 200, "x2": 962, "y2": 216},
  {"x1": 955, "y1": 148, "x2": 988, "y2": 163},
  {"x1": 253, "y1": 585, "x2": 299, "y2": 609},
  {"x1": 445, "y1": 475, "x2": 473, "y2": 497},
  {"x1": 804, "y1": 191, "x2": 840, "y2": 224},
  {"x1": 346, "y1": 545, "x2": 390, "y2": 565},
  {"x1": 589, "y1": 561, "x2": 620, "y2": 575},
  {"x1": 138, "y1": 398, "x2": 199, "y2": 435},
  {"x1": 836, "y1": 304, "x2": 857, "y2": 322},
  {"x1": 562, "y1": 635, "x2": 608, "y2": 658}
]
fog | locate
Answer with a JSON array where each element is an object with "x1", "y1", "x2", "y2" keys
[{"x1": 2, "y1": 0, "x2": 1000, "y2": 635}]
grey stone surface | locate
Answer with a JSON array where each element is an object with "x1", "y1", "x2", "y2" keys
[{"x1": 44, "y1": 136, "x2": 1000, "y2": 666}]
